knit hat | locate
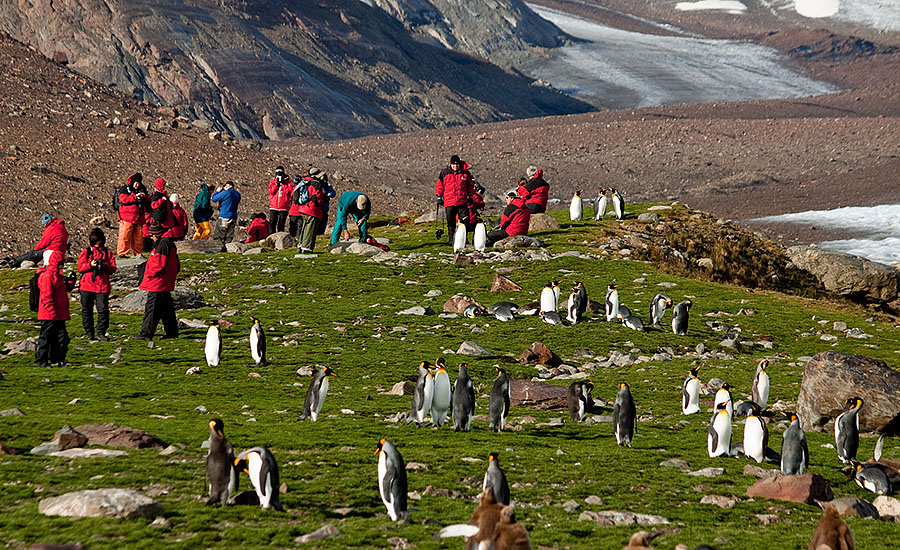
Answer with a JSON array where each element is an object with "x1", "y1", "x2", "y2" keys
[
  {"x1": 275, "y1": 166, "x2": 285, "y2": 176},
  {"x1": 129, "y1": 172, "x2": 143, "y2": 185},
  {"x1": 169, "y1": 193, "x2": 180, "y2": 204},
  {"x1": 155, "y1": 178, "x2": 166, "y2": 191},
  {"x1": 450, "y1": 155, "x2": 461, "y2": 165},
  {"x1": 40, "y1": 213, "x2": 52, "y2": 226},
  {"x1": 526, "y1": 165, "x2": 538, "y2": 178},
  {"x1": 506, "y1": 191, "x2": 517, "y2": 199}
]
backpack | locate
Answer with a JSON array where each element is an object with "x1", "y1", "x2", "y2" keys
[
  {"x1": 292, "y1": 183, "x2": 311, "y2": 206},
  {"x1": 150, "y1": 192, "x2": 173, "y2": 225},
  {"x1": 113, "y1": 186, "x2": 122, "y2": 212},
  {"x1": 28, "y1": 272, "x2": 40, "y2": 312}
]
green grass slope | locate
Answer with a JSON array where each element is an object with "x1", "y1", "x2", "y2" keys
[{"x1": 0, "y1": 206, "x2": 898, "y2": 549}]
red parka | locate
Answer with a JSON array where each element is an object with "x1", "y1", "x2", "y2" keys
[
  {"x1": 117, "y1": 174, "x2": 145, "y2": 224},
  {"x1": 297, "y1": 178, "x2": 326, "y2": 220},
  {"x1": 461, "y1": 191, "x2": 486, "y2": 224},
  {"x1": 435, "y1": 161, "x2": 475, "y2": 207},
  {"x1": 149, "y1": 178, "x2": 176, "y2": 229},
  {"x1": 245, "y1": 217, "x2": 270, "y2": 243},
  {"x1": 517, "y1": 169, "x2": 549, "y2": 211},
  {"x1": 140, "y1": 238, "x2": 179, "y2": 293},
  {"x1": 37, "y1": 257, "x2": 70, "y2": 321},
  {"x1": 77, "y1": 246, "x2": 117, "y2": 294},
  {"x1": 501, "y1": 197, "x2": 531, "y2": 236},
  {"x1": 35, "y1": 218, "x2": 69, "y2": 255},
  {"x1": 168, "y1": 204, "x2": 189, "y2": 239},
  {"x1": 268, "y1": 177, "x2": 293, "y2": 211}
]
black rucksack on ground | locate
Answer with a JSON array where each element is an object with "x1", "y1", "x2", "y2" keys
[{"x1": 28, "y1": 272, "x2": 40, "y2": 312}]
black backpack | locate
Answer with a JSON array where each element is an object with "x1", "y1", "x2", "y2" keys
[
  {"x1": 113, "y1": 186, "x2": 121, "y2": 212},
  {"x1": 28, "y1": 272, "x2": 40, "y2": 312}
]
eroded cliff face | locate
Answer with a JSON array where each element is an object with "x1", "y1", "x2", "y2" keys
[{"x1": 0, "y1": 0, "x2": 588, "y2": 139}]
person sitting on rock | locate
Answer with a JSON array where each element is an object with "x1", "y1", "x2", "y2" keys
[
  {"x1": 331, "y1": 191, "x2": 371, "y2": 246},
  {"x1": 485, "y1": 191, "x2": 531, "y2": 247},
  {"x1": 3, "y1": 213, "x2": 70, "y2": 268},
  {"x1": 245, "y1": 213, "x2": 270, "y2": 244},
  {"x1": 77, "y1": 227, "x2": 117, "y2": 342},
  {"x1": 518, "y1": 165, "x2": 549, "y2": 214}
]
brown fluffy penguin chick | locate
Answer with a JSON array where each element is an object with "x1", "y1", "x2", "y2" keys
[
  {"x1": 468, "y1": 487, "x2": 505, "y2": 549},
  {"x1": 809, "y1": 501, "x2": 854, "y2": 550},
  {"x1": 623, "y1": 531, "x2": 660, "y2": 550},
  {"x1": 493, "y1": 506, "x2": 532, "y2": 550}
]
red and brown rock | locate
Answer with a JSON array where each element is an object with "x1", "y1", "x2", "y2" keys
[
  {"x1": 491, "y1": 273, "x2": 523, "y2": 292},
  {"x1": 510, "y1": 379, "x2": 568, "y2": 410},
  {"x1": 74, "y1": 424, "x2": 164, "y2": 449},
  {"x1": 442, "y1": 295, "x2": 484, "y2": 314},
  {"x1": 746, "y1": 473, "x2": 833, "y2": 505},
  {"x1": 518, "y1": 342, "x2": 562, "y2": 368}
]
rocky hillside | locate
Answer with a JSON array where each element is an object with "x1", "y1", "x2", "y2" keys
[{"x1": 0, "y1": 0, "x2": 589, "y2": 140}]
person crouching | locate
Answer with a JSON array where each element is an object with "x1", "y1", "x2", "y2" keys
[
  {"x1": 485, "y1": 191, "x2": 531, "y2": 247},
  {"x1": 77, "y1": 228, "x2": 117, "y2": 342},
  {"x1": 35, "y1": 252, "x2": 70, "y2": 367}
]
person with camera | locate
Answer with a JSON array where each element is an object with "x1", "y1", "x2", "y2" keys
[
  {"x1": 77, "y1": 228, "x2": 117, "y2": 341},
  {"x1": 435, "y1": 154, "x2": 476, "y2": 244},
  {"x1": 211, "y1": 181, "x2": 242, "y2": 252},
  {"x1": 268, "y1": 166, "x2": 292, "y2": 234},
  {"x1": 135, "y1": 228, "x2": 180, "y2": 340},
  {"x1": 116, "y1": 172, "x2": 148, "y2": 257},
  {"x1": 35, "y1": 246, "x2": 70, "y2": 367},
  {"x1": 485, "y1": 191, "x2": 531, "y2": 247},
  {"x1": 294, "y1": 167, "x2": 327, "y2": 254}
]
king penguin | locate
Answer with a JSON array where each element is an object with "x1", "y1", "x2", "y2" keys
[
  {"x1": 205, "y1": 320, "x2": 221, "y2": 367},
  {"x1": 682, "y1": 366, "x2": 701, "y2": 415},
  {"x1": 453, "y1": 222, "x2": 467, "y2": 253},
  {"x1": 780, "y1": 412, "x2": 809, "y2": 475},
  {"x1": 650, "y1": 293, "x2": 672, "y2": 326},
  {"x1": 605, "y1": 284, "x2": 620, "y2": 322},
  {"x1": 567, "y1": 380, "x2": 593, "y2": 422},
  {"x1": 566, "y1": 284, "x2": 585, "y2": 325},
  {"x1": 375, "y1": 438, "x2": 409, "y2": 522},
  {"x1": 611, "y1": 188, "x2": 625, "y2": 220},
  {"x1": 411, "y1": 361, "x2": 435, "y2": 425},
  {"x1": 540, "y1": 310, "x2": 564, "y2": 325},
  {"x1": 708, "y1": 401, "x2": 732, "y2": 458},
  {"x1": 206, "y1": 418, "x2": 236, "y2": 506},
  {"x1": 474, "y1": 222, "x2": 487, "y2": 252},
  {"x1": 621, "y1": 314, "x2": 644, "y2": 331},
  {"x1": 835, "y1": 396, "x2": 863, "y2": 464},
  {"x1": 672, "y1": 299, "x2": 692, "y2": 335},
  {"x1": 552, "y1": 280, "x2": 561, "y2": 308},
  {"x1": 594, "y1": 188, "x2": 607, "y2": 220},
  {"x1": 569, "y1": 190, "x2": 583, "y2": 221},
  {"x1": 431, "y1": 359, "x2": 452, "y2": 427},
  {"x1": 539, "y1": 282, "x2": 556, "y2": 314},
  {"x1": 298, "y1": 366, "x2": 337, "y2": 422},
  {"x1": 452, "y1": 363, "x2": 476, "y2": 432},
  {"x1": 851, "y1": 459, "x2": 892, "y2": 495},
  {"x1": 742, "y1": 402, "x2": 769, "y2": 463},
  {"x1": 493, "y1": 304, "x2": 516, "y2": 322},
  {"x1": 464, "y1": 304, "x2": 488, "y2": 318},
  {"x1": 751, "y1": 359, "x2": 770, "y2": 410},
  {"x1": 714, "y1": 382, "x2": 734, "y2": 419},
  {"x1": 613, "y1": 382, "x2": 636, "y2": 447},
  {"x1": 250, "y1": 317, "x2": 266, "y2": 366},
  {"x1": 489, "y1": 367, "x2": 511, "y2": 433},
  {"x1": 483, "y1": 452, "x2": 511, "y2": 506},
  {"x1": 234, "y1": 446, "x2": 283, "y2": 511}
]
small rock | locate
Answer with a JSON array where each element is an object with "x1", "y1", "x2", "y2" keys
[
  {"x1": 743, "y1": 464, "x2": 779, "y2": 479},
  {"x1": 424, "y1": 290, "x2": 443, "y2": 297},
  {"x1": 389, "y1": 381, "x2": 415, "y2": 396},
  {"x1": 457, "y1": 341, "x2": 490, "y2": 355},
  {"x1": 48, "y1": 449, "x2": 129, "y2": 458},
  {"x1": 295, "y1": 524, "x2": 340, "y2": 543},
  {"x1": 700, "y1": 494, "x2": 738, "y2": 508},
  {"x1": 660, "y1": 459, "x2": 691, "y2": 471},
  {"x1": 689, "y1": 468, "x2": 725, "y2": 478},
  {"x1": 756, "y1": 514, "x2": 780, "y2": 525},
  {"x1": 0, "y1": 408, "x2": 26, "y2": 417},
  {"x1": 873, "y1": 495, "x2": 900, "y2": 518},
  {"x1": 195, "y1": 405, "x2": 208, "y2": 413},
  {"x1": 584, "y1": 495, "x2": 603, "y2": 505},
  {"x1": 397, "y1": 305, "x2": 435, "y2": 316},
  {"x1": 578, "y1": 510, "x2": 668, "y2": 526},
  {"x1": 563, "y1": 499, "x2": 580, "y2": 512},
  {"x1": 833, "y1": 321, "x2": 848, "y2": 331},
  {"x1": 159, "y1": 445, "x2": 179, "y2": 456},
  {"x1": 149, "y1": 516, "x2": 171, "y2": 528},
  {"x1": 406, "y1": 462, "x2": 429, "y2": 470},
  {"x1": 55, "y1": 426, "x2": 88, "y2": 450},
  {"x1": 185, "y1": 366, "x2": 202, "y2": 375}
]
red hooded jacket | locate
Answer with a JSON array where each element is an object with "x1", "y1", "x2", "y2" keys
[
  {"x1": 167, "y1": 203, "x2": 189, "y2": 239},
  {"x1": 297, "y1": 177, "x2": 326, "y2": 220},
  {"x1": 35, "y1": 218, "x2": 69, "y2": 254},
  {"x1": 435, "y1": 161, "x2": 475, "y2": 207},
  {"x1": 77, "y1": 246, "x2": 117, "y2": 294},
  {"x1": 501, "y1": 196, "x2": 531, "y2": 236},
  {"x1": 245, "y1": 217, "x2": 270, "y2": 243},
  {"x1": 118, "y1": 174, "x2": 146, "y2": 224},
  {"x1": 268, "y1": 177, "x2": 293, "y2": 211},
  {"x1": 37, "y1": 257, "x2": 70, "y2": 321},
  {"x1": 517, "y1": 169, "x2": 549, "y2": 210},
  {"x1": 140, "y1": 238, "x2": 179, "y2": 293},
  {"x1": 149, "y1": 178, "x2": 176, "y2": 229}
]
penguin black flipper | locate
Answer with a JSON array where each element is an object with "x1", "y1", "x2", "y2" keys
[
  {"x1": 708, "y1": 418, "x2": 719, "y2": 454},
  {"x1": 567, "y1": 382, "x2": 582, "y2": 422}
]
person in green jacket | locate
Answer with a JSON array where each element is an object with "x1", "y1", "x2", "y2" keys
[
  {"x1": 330, "y1": 191, "x2": 371, "y2": 245},
  {"x1": 192, "y1": 183, "x2": 213, "y2": 240}
]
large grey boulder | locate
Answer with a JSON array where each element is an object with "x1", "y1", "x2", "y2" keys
[
  {"x1": 75, "y1": 424, "x2": 165, "y2": 449},
  {"x1": 787, "y1": 245, "x2": 900, "y2": 303},
  {"x1": 109, "y1": 257, "x2": 147, "y2": 288},
  {"x1": 117, "y1": 287, "x2": 205, "y2": 311},
  {"x1": 175, "y1": 239, "x2": 222, "y2": 254},
  {"x1": 225, "y1": 242, "x2": 249, "y2": 254},
  {"x1": 528, "y1": 213, "x2": 560, "y2": 232},
  {"x1": 510, "y1": 378, "x2": 568, "y2": 409},
  {"x1": 39, "y1": 488, "x2": 163, "y2": 519},
  {"x1": 493, "y1": 235, "x2": 544, "y2": 249},
  {"x1": 797, "y1": 351, "x2": 900, "y2": 433},
  {"x1": 347, "y1": 242, "x2": 382, "y2": 256}
]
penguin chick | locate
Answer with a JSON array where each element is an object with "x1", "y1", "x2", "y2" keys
[
  {"x1": 234, "y1": 446, "x2": 283, "y2": 511},
  {"x1": 375, "y1": 438, "x2": 409, "y2": 522},
  {"x1": 484, "y1": 452, "x2": 511, "y2": 505},
  {"x1": 452, "y1": 363, "x2": 475, "y2": 432},
  {"x1": 851, "y1": 460, "x2": 892, "y2": 495},
  {"x1": 205, "y1": 319, "x2": 221, "y2": 367},
  {"x1": 682, "y1": 367, "x2": 701, "y2": 415},
  {"x1": 780, "y1": 412, "x2": 809, "y2": 475},
  {"x1": 568, "y1": 380, "x2": 593, "y2": 422},
  {"x1": 298, "y1": 366, "x2": 337, "y2": 422},
  {"x1": 672, "y1": 299, "x2": 692, "y2": 335},
  {"x1": 206, "y1": 418, "x2": 236, "y2": 506},
  {"x1": 623, "y1": 531, "x2": 660, "y2": 550},
  {"x1": 489, "y1": 367, "x2": 511, "y2": 433},
  {"x1": 835, "y1": 397, "x2": 863, "y2": 464},
  {"x1": 493, "y1": 506, "x2": 532, "y2": 550},
  {"x1": 613, "y1": 382, "x2": 636, "y2": 447},
  {"x1": 752, "y1": 359, "x2": 770, "y2": 410},
  {"x1": 809, "y1": 501, "x2": 855, "y2": 550},
  {"x1": 250, "y1": 317, "x2": 266, "y2": 365}
]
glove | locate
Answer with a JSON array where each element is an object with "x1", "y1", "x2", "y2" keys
[{"x1": 437, "y1": 197, "x2": 443, "y2": 206}]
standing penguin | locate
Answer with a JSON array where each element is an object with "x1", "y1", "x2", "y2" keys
[
  {"x1": 611, "y1": 188, "x2": 625, "y2": 220},
  {"x1": 205, "y1": 320, "x2": 221, "y2": 367},
  {"x1": 569, "y1": 190, "x2": 583, "y2": 221},
  {"x1": 298, "y1": 366, "x2": 337, "y2": 422},
  {"x1": 566, "y1": 284, "x2": 586, "y2": 325},
  {"x1": 250, "y1": 317, "x2": 266, "y2": 366},
  {"x1": 613, "y1": 382, "x2": 636, "y2": 447},
  {"x1": 751, "y1": 359, "x2": 770, "y2": 410},
  {"x1": 453, "y1": 222, "x2": 467, "y2": 253},
  {"x1": 234, "y1": 446, "x2": 283, "y2": 511},
  {"x1": 474, "y1": 222, "x2": 487, "y2": 252},
  {"x1": 452, "y1": 363, "x2": 476, "y2": 432},
  {"x1": 714, "y1": 382, "x2": 734, "y2": 419},
  {"x1": 672, "y1": 299, "x2": 692, "y2": 335},
  {"x1": 375, "y1": 438, "x2": 409, "y2": 522},
  {"x1": 206, "y1": 418, "x2": 236, "y2": 506},
  {"x1": 411, "y1": 361, "x2": 435, "y2": 425},
  {"x1": 431, "y1": 360, "x2": 452, "y2": 427},
  {"x1": 851, "y1": 460, "x2": 892, "y2": 495},
  {"x1": 552, "y1": 281, "x2": 561, "y2": 309},
  {"x1": 567, "y1": 380, "x2": 593, "y2": 422},
  {"x1": 780, "y1": 412, "x2": 809, "y2": 475},
  {"x1": 682, "y1": 366, "x2": 701, "y2": 415},
  {"x1": 650, "y1": 293, "x2": 672, "y2": 326},
  {"x1": 489, "y1": 367, "x2": 511, "y2": 433},
  {"x1": 539, "y1": 282, "x2": 556, "y2": 314},
  {"x1": 708, "y1": 402, "x2": 732, "y2": 458},
  {"x1": 605, "y1": 284, "x2": 620, "y2": 322},
  {"x1": 835, "y1": 396, "x2": 864, "y2": 464},
  {"x1": 483, "y1": 452, "x2": 511, "y2": 505},
  {"x1": 742, "y1": 402, "x2": 769, "y2": 463},
  {"x1": 593, "y1": 189, "x2": 608, "y2": 220}
]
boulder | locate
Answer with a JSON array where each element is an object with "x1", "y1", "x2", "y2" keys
[
  {"x1": 117, "y1": 287, "x2": 205, "y2": 311},
  {"x1": 457, "y1": 341, "x2": 490, "y2": 355},
  {"x1": 38, "y1": 488, "x2": 163, "y2": 519},
  {"x1": 528, "y1": 213, "x2": 560, "y2": 232},
  {"x1": 637, "y1": 212, "x2": 660, "y2": 223},
  {"x1": 175, "y1": 239, "x2": 224, "y2": 254},
  {"x1": 493, "y1": 235, "x2": 545, "y2": 249},
  {"x1": 700, "y1": 495, "x2": 738, "y2": 509},
  {"x1": 55, "y1": 425, "x2": 88, "y2": 450},
  {"x1": 745, "y1": 473, "x2": 833, "y2": 505},
  {"x1": 295, "y1": 524, "x2": 340, "y2": 543},
  {"x1": 74, "y1": 424, "x2": 165, "y2": 449},
  {"x1": 510, "y1": 379, "x2": 568, "y2": 410},
  {"x1": 442, "y1": 295, "x2": 484, "y2": 314},
  {"x1": 829, "y1": 497, "x2": 880, "y2": 519},
  {"x1": 388, "y1": 381, "x2": 415, "y2": 396},
  {"x1": 225, "y1": 242, "x2": 249, "y2": 254},
  {"x1": 797, "y1": 351, "x2": 900, "y2": 433},
  {"x1": 518, "y1": 342, "x2": 562, "y2": 368},
  {"x1": 787, "y1": 245, "x2": 900, "y2": 303},
  {"x1": 347, "y1": 242, "x2": 382, "y2": 256},
  {"x1": 264, "y1": 232, "x2": 295, "y2": 250},
  {"x1": 577, "y1": 510, "x2": 668, "y2": 526},
  {"x1": 109, "y1": 257, "x2": 147, "y2": 288},
  {"x1": 873, "y1": 495, "x2": 900, "y2": 518},
  {"x1": 243, "y1": 247, "x2": 264, "y2": 255},
  {"x1": 490, "y1": 273, "x2": 522, "y2": 292}
]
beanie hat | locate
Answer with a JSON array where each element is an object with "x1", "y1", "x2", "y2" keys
[
  {"x1": 526, "y1": 165, "x2": 538, "y2": 178},
  {"x1": 155, "y1": 178, "x2": 166, "y2": 191},
  {"x1": 506, "y1": 191, "x2": 517, "y2": 199},
  {"x1": 275, "y1": 166, "x2": 285, "y2": 175},
  {"x1": 40, "y1": 213, "x2": 52, "y2": 226},
  {"x1": 450, "y1": 155, "x2": 461, "y2": 165},
  {"x1": 169, "y1": 193, "x2": 180, "y2": 204},
  {"x1": 129, "y1": 172, "x2": 143, "y2": 185}
]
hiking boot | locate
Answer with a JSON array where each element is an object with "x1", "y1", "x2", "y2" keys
[
  {"x1": 86, "y1": 333, "x2": 96, "y2": 341},
  {"x1": 133, "y1": 334, "x2": 150, "y2": 340},
  {"x1": 97, "y1": 335, "x2": 111, "y2": 342},
  {"x1": 56, "y1": 361, "x2": 68, "y2": 368},
  {"x1": 35, "y1": 361, "x2": 51, "y2": 368}
]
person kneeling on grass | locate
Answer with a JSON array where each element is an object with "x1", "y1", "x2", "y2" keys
[
  {"x1": 77, "y1": 228, "x2": 117, "y2": 342},
  {"x1": 485, "y1": 191, "x2": 531, "y2": 247},
  {"x1": 245, "y1": 213, "x2": 270, "y2": 244}
]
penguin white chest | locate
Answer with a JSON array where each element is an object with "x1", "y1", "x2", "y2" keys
[
  {"x1": 613, "y1": 195, "x2": 624, "y2": 219},
  {"x1": 606, "y1": 291, "x2": 619, "y2": 322},
  {"x1": 473, "y1": 223, "x2": 486, "y2": 252},
  {"x1": 714, "y1": 390, "x2": 733, "y2": 417},
  {"x1": 431, "y1": 372, "x2": 451, "y2": 426},
  {"x1": 205, "y1": 327, "x2": 220, "y2": 367},
  {"x1": 755, "y1": 373, "x2": 770, "y2": 407},
  {"x1": 570, "y1": 196, "x2": 583, "y2": 220},
  {"x1": 250, "y1": 326, "x2": 261, "y2": 363},
  {"x1": 312, "y1": 377, "x2": 329, "y2": 421},
  {"x1": 595, "y1": 196, "x2": 607, "y2": 220},
  {"x1": 540, "y1": 287, "x2": 556, "y2": 313},
  {"x1": 708, "y1": 414, "x2": 732, "y2": 457},
  {"x1": 453, "y1": 223, "x2": 467, "y2": 252},
  {"x1": 247, "y1": 453, "x2": 271, "y2": 507},
  {"x1": 743, "y1": 417, "x2": 766, "y2": 463},
  {"x1": 377, "y1": 451, "x2": 391, "y2": 507},
  {"x1": 683, "y1": 379, "x2": 700, "y2": 414}
]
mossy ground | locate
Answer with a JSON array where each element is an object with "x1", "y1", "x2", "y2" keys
[{"x1": 0, "y1": 206, "x2": 898, "y2": 549}]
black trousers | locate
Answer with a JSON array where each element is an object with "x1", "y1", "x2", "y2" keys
[
  {"x1": 80, "y1": 290, "x2": 110, "y2": 338},
  {"x1": 525, "y1": 203, "x2": 545, "y2": 214},
  {"x1": 445, "y1": 205, "x2": 467, "y2": 243},
  {"x1": 269, "y1": 210, "x2": 288, "y2": 234},
  {"x1": 36, "y1": 320, "x2": 69, "y2": 365},
  {"x1": 485, "y1": 229, "x2": 509, "y2": 247},
  {"x1": 140, "y1": 291, "x2": 178, "y2": 338},
  {"x1": 288, "y1": 215, "x2": 302, "y2": 238},
  {"x1": 13, "y1": 249, "x2": 43, "y2": 266}
]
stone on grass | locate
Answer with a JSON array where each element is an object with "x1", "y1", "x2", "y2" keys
[
  {"x1": 442, "y1": 295, "x2": 483, "y2": 314},
  {"x1": 746, "y1": 473, "x2": 832, "y2": 505},
  {"x1": 457, "y1": 341, "x2": 489, "y2": 355},
  {"x1": 528, "y1": 213, "x2": 560, "y2": 232},
  {"x1": 0, "y1": 408, "x2": 25, "y2": 417},
  {"x1": 347, "y1": 242, "x2": 382, "y2": 256},
  {"x1": 264, "y1": 232, "x2": 295, "y2": 250},
  {"x1": 578, "y1": 510, "x2": 669, "y2": 526},
  {"x1": 510, "y1": 379, "x2": 568, "y2": 410},
  {"x1": 518, "y1": 342, "x2": 562, "y2": 367},
  {"x1": 689, "y1": 468, "x2": 725, "y2": 478},
  {"x1": 563, "y1": 500, "x2": 580, "y2": 512},
  {"x1": 493, "y1": 235, "x2": 545, "y2": 249},
  {"x1": 118, "y1": 287, "x2": 204, "y2": 311},
  {"x1": 829, "y1": 497, "x2": 880, "y2": 519},
  {"x1": 295, "y1": 524, "x2": 340, "y2": 543},
  {"x1": 38, "y1": 488, "x2": 163, "y2": 519},
  {"x1": 661, "y1": 459, "x2": 691, "y2": 471},
  {"x1": 744, "y1": 464, "x2": 779, "y2": 479},
  {"x1": 584, "y1": 495, "x2": 603, "y2": 506},
  {"x1": 108, "y1": 257, "x2": 147, "y2": 287},
  {"x1": 700, "y1": 495, "x2": 738, "y2": 509},
  {"x1": 491, "y1": 273, "x2": 523, "y2": 292},
  {"x1": 48, "y1": 449, "x2": 129, "y2": 458},
  {"x1": 637, "y1": 212, "x2": 659, "y2": 222},
  {"x1": 225, "y1": 242, "x2": 248, "y2": 254},
  {"x1": 397, "y1": 305, "x2": 435, "y2": 316},
  {"x1": 55, "y1": 426, "x2": 88, "y2": 450},
  {"x1": 873, "y1": 495, "x2": 900, "y2": 518},
  {"x1": 174, "y1": 239, "x2": 222, "y2": 254},
  {"x1": 74, "y1": 424, "x2": 165, "y2": 449},
  {"x1": 788, "y1": 245, "x2": 900, "y2": 303},
  {"x1": 389, "y1": 382, "x2": 415, "y2": 396}
]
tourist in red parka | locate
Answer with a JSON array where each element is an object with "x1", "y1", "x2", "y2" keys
[
  {"x1": 149, "y1": 178, "x2": 176, "y2": 233},
  {"x1": 77, "y1": 228, "x2": 117, "y2": 341},
  {"x1": 35, "y1": 253, "x2": 70, "y2": 367},
  {"x1": 245, "y1": 213, "x2": 270, "y2": 243},
  {"x1": 116, "y1": 172, "x2": 148, "y2": 256},
  {"x1": 2, "y1": 214, "x2": 69, "y2": 268},
  {"x1": 486, "y1": 192, "x2": 531, "y2": 247},
  {"x1": 166, "y1": 194, "x2": 189, "y2": 241},
  {"x1": 296, "y1": 169, "x2": 327, "y2": 253},
  {"x1": 136, "y1": 232, "x2": 180, "y2": 340},
  {"x1": 268, "y1": 166, "x2": 292, "y2": 234},
  {"x1": 518, "y1": 165, "x2": 549, "y2": 214},
  {"x1": 435, "y1": 155, "x2": 476, "y2": 243}
]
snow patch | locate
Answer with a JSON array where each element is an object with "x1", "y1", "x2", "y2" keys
[
  {"x1": 794, "y1": 0, "x2": 839, "y2": 18},
  {"x1": 676, "y1": 1, "x2": 747, "y2": 14}
]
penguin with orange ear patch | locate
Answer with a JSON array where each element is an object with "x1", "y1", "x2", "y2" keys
[
  {"x1": 205, "y1": 418, "x2": 236, "y2": 506},
  {"x1": 375, "y1": 438, "x2": 409, "y2": 522}
]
